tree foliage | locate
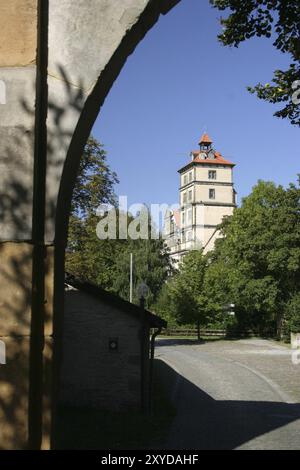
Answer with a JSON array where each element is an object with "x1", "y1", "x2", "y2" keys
[
  {"x1": 208, "y1": 179, "x2": 300, "y2": 335},
  {"x1": 155, "y1": 250, "x2": 209, "y2": 327},
  {"x1": 71, "y1": 136, "x2": 118, "y2": 218},
  {"x1": 66, "y1": 137, "x2": 172, "y2": 306},
  {"x1": 113, "y1": 236, "x2": 173, "y2": 307},
  {"x1": 210, "y1": 0, "x2": 300, "y2": 125},
  {"x1": 156, "y1": 178, "x2": 300, "y2": 337}
]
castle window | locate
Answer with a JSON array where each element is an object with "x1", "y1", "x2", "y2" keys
[
  {"x1": 183, "y1": 174, "x2": 187, "y2": 185},
  {"x1": 182, "y1": 212, "x2": 185, "y2": 225},
  {"x1": 183, "y1": 192, "x2": 187, "y2": 205},
  {"x1": 188, "y1": 190, "x2": 193, "y2": 202},
  {"x1": 170, "y1": 215, "x2": 175, "y2": 234},
  {"x1": 209, "y1": 189, "x2": 215, "y2": 199},
  {"x1": 189, "y1": 172, "x2": 193, "y2": 182},
  {"x1": 208, "y1": 170, "x2": 216, "y2": 180},
  {"x1": 187, "y1": 208, "x2": 192, "y2": 224}
]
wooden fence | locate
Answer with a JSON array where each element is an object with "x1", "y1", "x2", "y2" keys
[
  {"x1": 160, "y1": 328, "x2": 225, "y2": 337},
  {"x1": 159, "y1": 328, "x2": 275, "y2": 338}
]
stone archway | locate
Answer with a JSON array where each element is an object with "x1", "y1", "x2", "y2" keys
[{"x1": 0, "y1": 0, "x2": 181, "y2": 449}]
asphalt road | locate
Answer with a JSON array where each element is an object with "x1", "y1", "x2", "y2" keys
[{"x1": 155, "y1": 338, "x2": 300, "y2": 450}]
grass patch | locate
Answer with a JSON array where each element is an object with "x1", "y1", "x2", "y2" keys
[{"x1": 55, "y1": 360, "x2": 175, "y2": 449}]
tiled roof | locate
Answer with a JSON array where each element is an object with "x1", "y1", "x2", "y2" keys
[
  {"x1": 191, "y1": 150, "x2": 234, "y2": 166},
  {"x1": 65, "y1": 273, "x2": 167, "y2": 328},
  {"x1": 199, "y1": 133, "x2": 213, "y2": 144}
]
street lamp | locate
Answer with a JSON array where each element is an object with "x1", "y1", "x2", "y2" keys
[{"x1": 137, "y1": 281, "x2": 149, "y2": 309}]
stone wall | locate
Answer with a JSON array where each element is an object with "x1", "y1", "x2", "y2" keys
[{"x1": 0, "y1": 0, "x2": 181, "y2": 449}]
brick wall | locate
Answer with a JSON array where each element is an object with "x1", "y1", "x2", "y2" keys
[{"x1": 60, "y1": 289, "x2": 143, "y2": 411}]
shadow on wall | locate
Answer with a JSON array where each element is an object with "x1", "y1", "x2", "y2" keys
[
  {"x1": 0, "y1": 0, "x2": 185, "y2": 448},
  {"x1": 156, "y1": 359, "x2": 300, "y2": 450},
  {"x1": 0, "y1": 66, "x2": 85, "y2": 449}
]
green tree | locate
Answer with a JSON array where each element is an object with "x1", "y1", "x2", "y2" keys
[
  {"x1": 66, "y1": 212, "x2": 128, "y2": 290},
  {"x1": 202, "y1": 254, "x2": 237, "y2": 328},
  {"x1": 152, "y1": 281, "x2": 177, "y2": 327},
  {"x1": 157, "y1": 251, "x2": 208, "y2": 337},
  {"x1": 284, "y1": 292, "x2": 300, "y2": 334},
  {"x1": 213, "y1": 179, "x2": 300, "y2": 336},
  {"x1": 210, "y1": 0, "x2": 300, "y2": 125},
  {"x1": 67, "y1": 143, "x2": 173, "y2": 299},
  {"x1": 71, "y1": 136, "x2": 119, "y2": 218},
  {"x1": 66, "y1": 136, "x2": 120, "y2": 287},
  {"x1": 112, "y1": 216, "x2": 173, "y2": 307}
]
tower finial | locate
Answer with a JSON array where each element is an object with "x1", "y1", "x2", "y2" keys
[{"x1": 199, "y1": 132, "x2": 213, "y2": 146}]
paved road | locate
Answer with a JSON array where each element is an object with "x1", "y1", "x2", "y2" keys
[{"x1": 155, "y1": 338, "x2": 300, "y2": 450}]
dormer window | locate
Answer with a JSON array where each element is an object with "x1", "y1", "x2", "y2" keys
[{"x1": 207, "y1": 149, "x2": 215, "y2": 160}]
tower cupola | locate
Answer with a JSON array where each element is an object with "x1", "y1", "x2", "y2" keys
[{"x1": 199, "y1": 133, "x2": 213, "y2": 152}]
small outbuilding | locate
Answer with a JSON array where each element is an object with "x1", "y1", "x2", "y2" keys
[{"x1": 59, "y1": 276, "x2": 166, "y2": 412}]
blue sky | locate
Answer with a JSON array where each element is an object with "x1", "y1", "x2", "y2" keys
[{"x1": 93, "y1": 0, "x2": 299, "y2": 209}]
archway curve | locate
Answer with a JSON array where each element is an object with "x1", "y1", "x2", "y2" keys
[
  {"x1": 51, "y1": 0, "x2": 181, "y2": 445},
  {"x1": 55, "y1": 0, "x2": 181, "y2": 245}
]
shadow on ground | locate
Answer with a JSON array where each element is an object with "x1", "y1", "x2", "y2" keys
[
  {"x1": 156, "y1": 359, "x2": 300, "y2": 450},
  {"x1": 54, "y1": 359, "x2": 175, "y2": 449},
  {"x1": 53, "y1": 355, "x2": 300, "y2": 450}
]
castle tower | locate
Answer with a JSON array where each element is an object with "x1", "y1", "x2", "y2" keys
[{"x1": 164, "y1": 133, "x2": 236, "y2": 263}]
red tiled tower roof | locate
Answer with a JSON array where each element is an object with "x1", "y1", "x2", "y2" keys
[
  {"x1": 178, "y1": 133, "x2": 235, "y2": 173},
  {"x1": 190, "y1": 150, "x2": 234, "y2": 166},
  {"x1": 199, "y1": 133, "x2": 213, "y2": 145}
]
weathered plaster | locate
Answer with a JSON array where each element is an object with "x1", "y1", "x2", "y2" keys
[
  {"x1": 0, "y1": 0, "x2": 181, "y2": 450},
  {"x1": 0, "y1": 1, "x2": 37, "y2": 67},
  {"x1": 0, "y1": 67, "x2": 36, "y2": 240}
]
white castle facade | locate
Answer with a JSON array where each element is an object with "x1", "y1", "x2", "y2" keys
[{"x1": 164, "y1": 133, "x2": 237, "y2": 264}]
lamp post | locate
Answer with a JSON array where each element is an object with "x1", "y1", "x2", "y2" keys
[{"x1": 129, "y1": 253, "x2": 133, "y2": 303}]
